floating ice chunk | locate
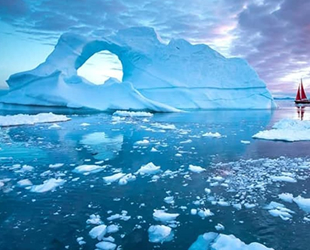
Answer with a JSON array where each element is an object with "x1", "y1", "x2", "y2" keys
[
  {"x1": 135, "y1": 139, "x2": 150, "y2": 145},
  {"x1": 204, "y1": 188, "x2": 211, "y2": 194},
  {"x1": 86, "y1": 214, "x2": 103, "y2": 225},
  {"x1": 107, "y1": 211, "x2": 131, "y2": 221},
  {"x1": 89, "y1": 224, "x2": 107, "y2": 240},
  {"x1": 164, "y1": 196, "x2": 174, "y2": 205},
  {"x1": 153, "y1": 210, "x2": 179, "y2": 223},
  {"x1": 49, "y1": 163, "x2": 64, "y2": 169},
  {"x1": 278, "y1": 193, "x2": 294, "y2": 203},
  {"x1": 217, "y1": 201, "x2": 230, "y2": 207},
  {"x1": 198, "y1": 208, "x2": 214, "y2": 218},
  {"x1": 76, "y1": 237, "x2": 86, "y2": 245},
  {"x1": 106, "y1": 224, "x2": 119, "y2": 234},
  {"x1": 293, "y1": 195, "x2": 310, "y2": 213},
  {"x1": 48, "y1": 123, "x2": 61, "y2": 129},
  {"x1": 152, "y1": 123, "x2": 176, "y2": 130},
  {"x1": 189, "y1": 165, "x2": 205, "y2": 173},
  {"x1": 264, "y1": 201, "x2": 294, "y2": 220},
  {"x1": 30, "y1": 178, "x2": 66, "y2": 193},
  {"x1": 21, "y1": 165, "x2": 34, "y2": 172},
  {"x1": 118, "y1": 174, "x2": 136, "y2": 185},
  {"x1": 271, "y1": 176, "x2": 297, "y2": 183},
  {"x1": 136, "y1": 162, "x2": 161, "y2": 175},
  {"x1": 241, "y1": 140, "x2": 251, "y2": 144},
  {"x1": 103, "y1": 173, "x2": 126, "y2": 184},
  {"x1": 180, "y1": 139, "x2": 192, "y2": 144},
  {"x1": 148, "y1": 225, "x2": 174, "y2": 243},
  {"x1": 0, "y1": 113, "x2": 70, "y2": 127},
  {"x1": 253, "y1": 119, "x2": 310, "y2": 141},
  {"x1": 151, "y1": 147, "x2": 158, "y2": 152},
  {"x1": 113, "y1": 111, "x2": 153, "y2": 117},
  {"x1": 17, "y1": 179, "x2": 33, "y2": 187},
  {"x1": 232, "y1": 203, "x2": 242, "y2": 210},
  {"x1": 268, "y1": 209, "x2": 293, "y2": 221},
  {"x1": 189, "y1": 232, "x2": 274, "y2": 250},
  {"x1": 95, "y1": 241, "x2": 117, "y2": 250},
  {"x1": 73, "y1": 165, "x2": 106, "y2": 174},
  {"x1": 80, "y1": 122, "x2": 90, "y2": 126},
  {"x1": 202, "y1": 132, "x2": 221, "y2": 138},
  {"x1": 191, "y1": 209, "x2": 197, "y2": 215},
  {"x1": 215, "y1": 224, "x2": 225, "y2": 231}
]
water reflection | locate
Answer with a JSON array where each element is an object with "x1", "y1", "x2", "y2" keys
[{"x1": 295, "y1": 104, "x2": 310, "y2": 120}]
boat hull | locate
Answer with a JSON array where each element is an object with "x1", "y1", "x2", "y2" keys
[{"x1": 295, "y1": 100, "x2": 310, "y2": 104}]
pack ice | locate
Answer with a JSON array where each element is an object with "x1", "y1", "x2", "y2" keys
[{"x1": 1, "y1": 27, "x2": 275, "y2": 111}]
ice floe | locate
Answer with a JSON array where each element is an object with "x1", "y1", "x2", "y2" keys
[
  {"x1": 293, "y1": 196, "x2": 310, "y2": 213},
  {"x1": 148, "y1": 225, "x2": 174, "y2": 243},
  {"x1": 253, "y1": 119, "x2": 310, "y2": 141},
  {"x1": 189, "y1": 164, "x2": 205, "y2": 173},
  {"x1": 202, "y1": 132, "x2": 222, "y2": 138},
  {"x1": 30, "y1": 178, "x2": 66, "y2": 193},
  {"x1": 86, "y1": 214, "x2": 103, "y2": 225},
  {"x1": 17, "y1": 179, "x2": 33, "y2": 188},
  {"x1": 95, "y1": 241, "x2": 117, "y2": 250},
  {"x1": 0, "y1": 113, "x2": 70, "y2": 127},
  {"x1": 153, "y1": 210, "x2": 179, "y2": 223},
  {"x1": 189, "y1": 232, "x2": 273, "y2": 250},
  {"x1": 73, "y1": 165, "x2": 106, "y2": 174},
  {"x1": 89, "y1": 224, "x2": 107, "y2": 240},
  {"x1": 103, "y1": 173, "x2": 126, "y2": 184},
  {"x1": 136, "y1": 162, "x2": 161, "y2": 175},
  {"x1": 264, "y1": 201, "x2": 294, "y2": 221}
]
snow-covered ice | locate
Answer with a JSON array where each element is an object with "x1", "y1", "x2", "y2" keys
[{"x1": 0, "y1": 113, "x2": 70, "y2": 127}]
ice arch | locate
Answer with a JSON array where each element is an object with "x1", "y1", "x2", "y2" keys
[
  {"x1": 2, "y1": 27, "x2": 276, "y2": 111},
  {"x1": 77, "y1": 50, "x2": 123, "y2": 84}
]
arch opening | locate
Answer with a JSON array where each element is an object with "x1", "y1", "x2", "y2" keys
[{"x1": 77, "y1": 50, "x2": 123, "y2": 85}]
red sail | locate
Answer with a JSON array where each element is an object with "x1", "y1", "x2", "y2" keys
[
  {"x1": 300, "y1": 79, "x2": 307, "y2": 100},
  {"x1": 296, "y1": 85, "x2": 301, "y2": 101},
  {"x1": 295, "y1": 79, "x2": 308, "y2": 101}
]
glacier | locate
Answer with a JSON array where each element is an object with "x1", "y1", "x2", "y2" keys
[{"x1": 1, "y1": 27, "x2": 276, "y2": 111}]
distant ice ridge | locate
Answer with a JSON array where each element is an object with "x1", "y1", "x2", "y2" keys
[
  {"x1": 0, "y1": 113, "x2": 70, "y2": 126},
  {"x1": 1, "y1": 27, "x2": 275, "y2": 111},
  {"x1": 189, "y1": 232, "x2": 273, "y2": 250},
  {"x1": 253, "y1": 119, "x2": 310, "y2": 141}
]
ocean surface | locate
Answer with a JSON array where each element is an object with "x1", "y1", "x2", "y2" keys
[{"x1": 0, "y1": 100, "x2": 310, "y2": 250}]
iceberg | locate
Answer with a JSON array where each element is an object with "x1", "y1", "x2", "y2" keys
[
  {"x1": 189, "y1": 232, "x2": 273, "y2": 250},
  {"x1": 1, "y1": 27, "x2": 275, "y2": 111}
]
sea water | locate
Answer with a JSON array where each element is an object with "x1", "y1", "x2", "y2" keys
[{"x1": 0, "y1": 100, "x2": 309, "y2": 250}]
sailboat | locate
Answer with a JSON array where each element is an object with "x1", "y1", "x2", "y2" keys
[{"x1": 295, "y1": 79, "x2": 310, "y2": 104}]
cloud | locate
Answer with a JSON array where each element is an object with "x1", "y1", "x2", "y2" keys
[
  {"x1": 231, "y1": 0, "x2": 310, "y2": 91},
  {"x1": 1, "y1": 0, "x2": 309, "y2": 93}
]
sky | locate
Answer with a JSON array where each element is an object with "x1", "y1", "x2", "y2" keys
[{"x1": 1, "y1": 0, "x2": 310, "y2": 95}]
